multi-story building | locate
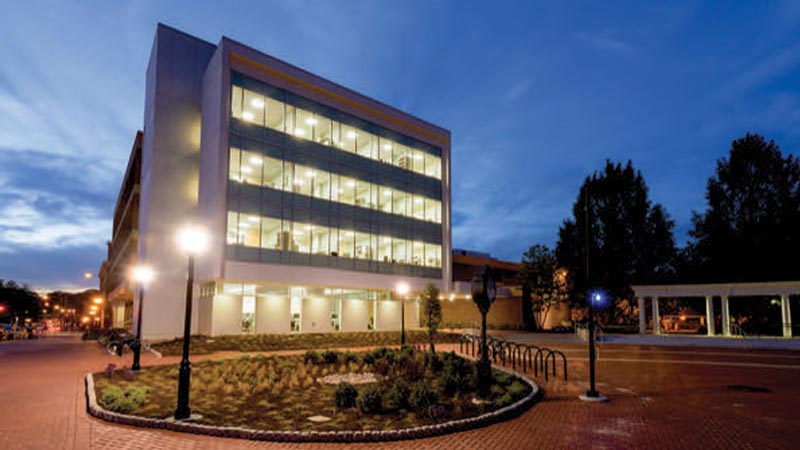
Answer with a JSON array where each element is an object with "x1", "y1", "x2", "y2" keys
[
  {"x1": 99, "y1": 131, "x2": 142, "y2": 329},
  {"x1": 119, "y1": 24, "x2": 451, "y2": 339}
]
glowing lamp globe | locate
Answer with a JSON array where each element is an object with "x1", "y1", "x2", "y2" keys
[{"x1": 178, "y1": 225, "x2": 209, "y2": 255}]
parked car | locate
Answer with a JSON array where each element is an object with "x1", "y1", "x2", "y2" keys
[{"x1": 1, "y1": 323, "x2": 15, "y2": 341}]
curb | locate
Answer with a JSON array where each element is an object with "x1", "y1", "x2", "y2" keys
[{"x1": 85, "y1": 364, "x2": 540, "y2": 443}]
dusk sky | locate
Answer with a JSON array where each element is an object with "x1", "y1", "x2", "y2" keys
[{"x1": 1, "y1": 1, "x2": 799, "y2": 291}]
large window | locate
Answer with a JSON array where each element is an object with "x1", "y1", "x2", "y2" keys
[
  {"x1": 231, "y1": 83, "x2": 442, "y2": 180},
  {"x1": 227, "y1": 211, "x2": 442, "y2": 269},
  {"x1": 229, "y1": 147, "x2": 442, "y2": 224}
]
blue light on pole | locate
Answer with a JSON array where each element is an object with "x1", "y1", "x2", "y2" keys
[{"x1": 589, "y1": 290, "x2": 608, "y2": 308}]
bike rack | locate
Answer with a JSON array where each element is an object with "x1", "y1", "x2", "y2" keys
[
  {"x1": 543, "y1": 349, "x2": 568, "y2": 381},
  {"x1": 458, "y1": 333, "x2": 568, "y2": 381}
]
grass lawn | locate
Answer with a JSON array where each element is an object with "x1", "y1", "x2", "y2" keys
[
  {"x1": 150, "y1": 330, "x2": 461, "y2": 356},
  {"x1": 94, "y1": 347, "x2": 531, "y2": 432}
]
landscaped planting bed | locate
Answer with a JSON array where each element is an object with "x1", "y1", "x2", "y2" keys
[
  {"x1": 151, "y1": 331, "x2": 460, "y2": 356},
  {"x1": 93, "y1": 347, "x2": 532, "y2": 433}
]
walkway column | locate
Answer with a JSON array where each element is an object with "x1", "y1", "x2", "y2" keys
[
  {"x1": 721, "y1": 295, "x2": 731, "y2": 337},
  {"x1": 638, "y1": 297, "x2": 646, "y2": 335},
  {"x1": 705, "y1": 295, "x2": 715, "y2": 336},
  {"x1": 781, "y1": 294, "x2": 792, "y2": 338},
  {"x1": 652, "y1": 297, "x2": 660, "y2": 335}
]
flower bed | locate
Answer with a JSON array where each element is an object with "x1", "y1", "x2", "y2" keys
[{"x1": 92, "y1": 347, "x2": 533, "y2": 434}]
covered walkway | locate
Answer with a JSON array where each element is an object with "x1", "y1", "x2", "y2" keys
[{"x1": 632, "y1": 281, "x2": 798, "y2": 338}]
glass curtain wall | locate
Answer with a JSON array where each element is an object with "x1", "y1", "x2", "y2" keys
[{"x1": 231, "y1": 84, "x2": 443, "y2": 180}]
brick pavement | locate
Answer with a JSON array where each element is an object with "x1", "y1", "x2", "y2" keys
[{"x1": 1, "y1": 334, "x2": 798, "y2": 449}]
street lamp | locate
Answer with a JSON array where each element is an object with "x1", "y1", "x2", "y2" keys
[
  {"x1": 396, "y1": 282, "x2": 409, "y2": 346},
  {"x1": 174, "y1": 225, "x2": 209, "y2": 421},
  {"x1": 93, "y1": 297, "x2": 105, "y2": 328},
  {"x1": 579, "y1": 184, "x2": 608, "y2": 402},
  {"x1": 131, "y1": 265, "x2": 155, "y2": 372}
]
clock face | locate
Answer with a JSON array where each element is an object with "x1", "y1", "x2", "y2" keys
[{"x1": 486, "y1": 278, "x2": 496, "y2": 302}]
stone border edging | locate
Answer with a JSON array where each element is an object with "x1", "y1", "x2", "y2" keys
[{"x1": 85, "y1": 363, "x2": 539, "y2": 443}]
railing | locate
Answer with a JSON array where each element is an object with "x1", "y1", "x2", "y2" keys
[{"x1": 458, "y1": 333, "x2": 568, "y2": 381}]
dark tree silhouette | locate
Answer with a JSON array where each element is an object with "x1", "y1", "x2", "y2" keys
[
  {"x1": 556, "y1": 160, "x2": 677, "y2": 324},
  {"x1": 0, "y1": 280, "x2": 42, "y2": 321},
  {"x1": 688, "y1": 133, "x2": 800, "y2": 282}
]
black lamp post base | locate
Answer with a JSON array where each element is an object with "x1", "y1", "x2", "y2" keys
[
  {"x1": 131, "y1": 340, "x2": 142, "y2": 372},
  {"x1": 579, "y1": 392, "x2": 609, "y2": 402}
]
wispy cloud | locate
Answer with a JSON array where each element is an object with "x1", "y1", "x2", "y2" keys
[
  {"x1": 575, "y1": 31, "x2": 636, "y2": 54},
  {"x1": 0, "y1": 149, "x2": 112, "y2": 255}
]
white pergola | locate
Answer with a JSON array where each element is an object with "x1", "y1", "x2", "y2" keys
[{"x1": 631, "y1": 281, "x2": 797, "y2": 338}]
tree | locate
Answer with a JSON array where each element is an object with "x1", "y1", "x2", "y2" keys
[
  {"x1": 0, "y1": 280, "x2": 42, "y2": 322},
  {"x1": 556, "y1": 160, "x2": 677, "y2": 324},
  {"x1": 688, "y1": 133, "x2": 800, "y2": 282},
  {"x1": 520, "y1": 244, "x2": 569, "y2": 330},
  {"x1": 419, "y1": 283, "x2": 442, "y2": 353}
]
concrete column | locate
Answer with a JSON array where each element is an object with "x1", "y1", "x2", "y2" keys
[
  {"x1": 781, "y1": 294, "x2": 792, "y2": 338},
  {"x1": 638, "y1": 297, "x2": 646, "y2": 335},
  {"x1": 705, "y1": 295, "x2": 715, "y2": 336},
  {"x1": 721, "y1": 295, "x2": 731, "y2": 336},
  {"x1": 652, "y1": 297, "x2": 660, "y2": 335}
]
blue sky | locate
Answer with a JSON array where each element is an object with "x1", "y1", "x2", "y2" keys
[{"x1": 1, "y1": 1, "x2": 799, "y2": 290}]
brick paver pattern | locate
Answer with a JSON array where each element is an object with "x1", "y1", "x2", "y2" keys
[{"x1": 1, "y1": 333, "x2": 798, "y2": 449}]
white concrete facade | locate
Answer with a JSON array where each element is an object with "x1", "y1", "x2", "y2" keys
[{"x1": 131, "y1": 24, "x2": 450, "y2": 339}]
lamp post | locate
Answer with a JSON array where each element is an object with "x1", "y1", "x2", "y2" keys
[
  {"x1": 174, "y1": 225, "x2": 209, "y2": 421},
  {"x1": 396, "y1": 282, "x2": 410, "y2": 346},
  {"x1": 131, "y1": 265, "x2": 154, "y2": 372},
  {"x1": 579, "y1": 184, "x2": 607, "y2": 402},
  {"x1": 93, "y1": 297, "x2": 105, "y2": 328}
]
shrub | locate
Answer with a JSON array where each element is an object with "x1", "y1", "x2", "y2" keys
[
  {"x1": 385, "y1": 379, "x2": 410, "y2": 410},
  {"x1": 358, "y1": 385, "x2": 383, "y2": 414},
  {"x1": 490, "y1": 384, "x2": 505, "y2": 397},
  {"x1": 431, "y1": 403, "x2": 450, "y2": 420},
  {"x1": 334, "y1": 382, "x2": 358, "y2": 409},
  {"x1": 402, "y1": 354, "x2": 426, "y2": 382},
  {"x1": 425, "y1": 352, "x2": 443, "y2": 373},
  {"x1": 495, "y1": 393, "x2": 514, "y2": 408},
  {"x1": 321, "y1": 349, "x2": 340, "y2": 364},
  {"x1": 304, "y1": 350, "x2": 321, "y2": 365},
  {"x1": 410, "y1": 381, "x2": 438, "y2": 413},
  {"x1": 362, "y1": 352, "x2": 376, "y2": 365},
  {"x1": 343, "y1": 351, "x2": 359, "y2": 364},
  {"x1": 373, "y1": 357, "x2": 391, "y2": 377},
  {"x1": 507, "y1": 381, "x2": 529, "y2": 400},
  {"x1": 493, "y1": 371, "x2": 514, "y2": 387},
  {"x1": 438, "y1": 370, "x2": 459, "y2": 396},
  {"x1": 99, "y1": 385, "x2": 150, "y2": 414}
]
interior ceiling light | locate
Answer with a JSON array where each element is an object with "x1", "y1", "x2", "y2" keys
[
  {"x1": 346, "y1": 131, "x2": 357, "y2": 139},
  {"x1": 247, "y1": 216, "x2": 259, "y2": 222},
  {"x1": 242, "y1": 111, "x2": 255, "y2": 121},
  {"x1": 294, "y1": 128, "x2": 306, "y2": 136},
  {"x1": 251, "y1": 98, "x2": 265, "y2": 108},
  {"x1": 305, "y1": 171, "x2": 316, "y2": 177},
  {"x1": 383, "y1": 144, "x2": 392, "y2": 150},
  {"x1": 249, "y1": 157, "x2": 262, "y2": 165},
  {"x1": 383, "y1": 190, "x2": 391, "y2": 196},
  {"x1": 413, "y1": 154, "x2": 423, "y2": 160},
  {"x1": 241, "y1": 166, "x2": 253, "y2": 174},
  {"x1": 346, "y1": 181, "x2": 356, "y2": 187},
  {"x1": 305, "y1": 117, "x2": 318, "y2": 125}
]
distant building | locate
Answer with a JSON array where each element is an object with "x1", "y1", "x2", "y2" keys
[
  {"x1": 444, "y1": 250, "x2": 525, "y2": 329},
  {"x1": 99, "y1": 131, "x2": 142, "y2": 329},
  {"x1": 108, "y1": 25, "x2": 452, "y2": 339}
]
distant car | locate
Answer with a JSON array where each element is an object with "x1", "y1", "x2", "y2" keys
[{"x1": 1, "y1": 323, "x2": 15, "y2": 340}]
